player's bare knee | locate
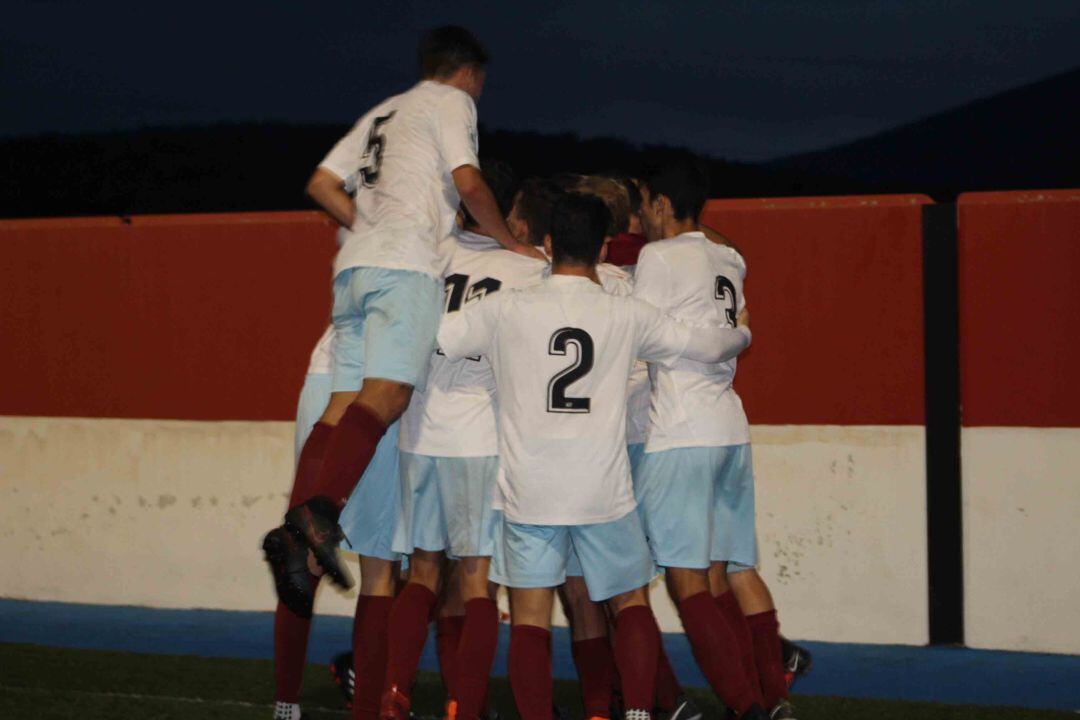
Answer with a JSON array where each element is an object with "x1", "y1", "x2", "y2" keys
[
  {"x1": 459, "y1": 556, "x2": 494, "y2": 600},
  {"x1": 608, "y1": 586, "x2": 649, "y2": 616},
  {"x1": 407, "y1": 549, "x2": 444, "y2": 592},
  {"x1": 356, "y1": 379, "x2": 414, "y2": 424},
  {"x1": 666, "y1": 567, "x2": 709, "y2": 602},
  {"x1": 320, "y1": 391, "x2": 358, "y2": 425},
  {"x1": 358, "y1": 556, "x2": 397, "y2": 597}
]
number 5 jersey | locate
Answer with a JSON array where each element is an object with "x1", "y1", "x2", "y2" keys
[{"x1": 318, "y1": 80, "x2": 480, "y2": 281}]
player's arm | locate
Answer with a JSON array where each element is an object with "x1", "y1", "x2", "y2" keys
[
  {"x1": 306, "y1": 168, "x2": 355, "y2": 228},
  {"x1": 436, "y1": 293, "x2": 502, "y2": 361},
  {"x1": 636, "y1": 300, "x2": 751, "y2": 366},
  {"x1": 453, "y1": 166, "x2": 542, "y2": 259}
]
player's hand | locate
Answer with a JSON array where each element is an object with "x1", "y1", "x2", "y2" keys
[{"x1": 736, "y1": 306, "x2": 750, "y2": 329}]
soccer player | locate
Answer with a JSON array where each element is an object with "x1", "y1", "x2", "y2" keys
[
  {"x1": 380, "y1": 160, "x2": 547, "y2": 720},
  {"x1": 269, "y1": 322, "x2": 404, "y2": 720},
  {"x1": 633, "y1": 159, "x2": 796, "y2": 720},
  {"x1": 438, "y1": 193, "x2": 762, "y2": 720},
  {"x1": 262, "y1": 26, "x2": 541, "y2": 612}
]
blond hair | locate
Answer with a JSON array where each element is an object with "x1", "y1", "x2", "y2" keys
[{"x1": 570, "y1": 175, "x2": 631, "y2": 235}]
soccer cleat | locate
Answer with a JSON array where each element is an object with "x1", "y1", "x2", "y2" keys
[
  {"x1": 380, "y1": 684, "x2": 411, "y2": 720},
  {"x1": 284, "y1": 495, "x2": 353, "y2": 589},
  {"x1": 738, "y1": 705, "x2": 769, "y2": 720},
  {"x1": 444, "y1": 699, "x2": 458, "y2": 720},
  {"x1": 768, "y1": 700, "x2": 797, "y2": 720},
  {"x1": 625, "y1": 710, "x2": 651, "y2": 720},
  {"x1": 262, "y1": 526, "x2": 314, "y2": 618},
  {"x1": 655, "y1": 695, "x2": 703, "y2": 720},
  {"x1": 329, "y1": 650, "x2": 354, "y2": 707},
  {"x1": 779, "y1": 636, "x2": 812, "y2": 688}
]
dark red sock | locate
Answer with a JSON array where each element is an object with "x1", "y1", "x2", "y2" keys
[
  {"x1": 436, "y1": 615, "x2": 465, "y2": 698},
  {"x1": 288, "y1": 422, "x2": 333, "y2": 508},
  {"x1": 571, "y1": 637, "x2": 616, "y2": 718},
  {"x1": 746, "y1": 610, "x2": 787, "y2": 708},
  {"x1": 509, "y1": 625, "x2": 552, "y2": 720},
  {"x1": 313, "y1": 404, "x2": 388, "y2": 507},
  {"x1": 715, "y1": 592, "x2": 761, "y2": 697},
  {"x1": 455, "y1": 599, "x2": 499, "y2": 720},
  {"x1": 352, "y1": 594, "x2": 393, "y2": 720},
  {"x1": 655, "y1": 642, "x2": 682, "y2": 712},
  {"x1": 383, "y1": 583, "x2": 438, "y2": 696},
  {"x1": 273, "y1": 596, "x2": 315, "y2": 702},
  {"x1": 677, "y1": 592, "x2": 761, "y2": 714},
  {"x1": 613, "y1": 606, "x2": 661, "y2": 715}
]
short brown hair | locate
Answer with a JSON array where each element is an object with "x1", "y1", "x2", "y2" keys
[{"x1": 569, "y1": 175, "x2": 631, "y2": 235}]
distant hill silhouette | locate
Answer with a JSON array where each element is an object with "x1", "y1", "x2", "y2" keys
[
  {"x1": 768, "y1": 66, "x2": 1080, "y2": 197},
  {"x1": 1, "y1": 69, "x2": 1076, "y2": 219}
]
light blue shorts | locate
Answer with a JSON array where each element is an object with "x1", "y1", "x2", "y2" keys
[
  {"x1": 331, "y1": 266, "x2": 442, "y2": 393},
  {"x1": 490, "y1": 510, "x2": 657, "y2": 602},
  {"x1": 566, "y1": 443, "x2": 647, "y2": 579},
  {"x1": 634, "y1": 444, "x2": 758, "y2": 570},
  {"x1": 393, "y1": 453, "x2": 500, "y2": 559},
  {"x1": 293, "y1": 372, "x2": 402, "y2": 562}
]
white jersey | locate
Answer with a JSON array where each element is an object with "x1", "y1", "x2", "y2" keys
[
  {"x1": 633, "y1": 231, "x2": 750, "y2": 451},
  {"x1": 438, "y1": 274, "x2": 751, "y2": 526},
  {"x1": 319, "y1": 80, "x2": 480, "y2": 280},
  {"x1": 596, "y1": 263, "x2": 650, "y2": 445},
  {"x1": 398, "y1": 231, "x2": 548, "y2": 457}
]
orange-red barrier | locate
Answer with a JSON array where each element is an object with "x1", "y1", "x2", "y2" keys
[
  {"x1": 1, "y1": 212, "x2": 337, "y2": 421},
  {"x1": 701, "y1": 195, "x2": 931, "y2": 425},
  {"x1": 958, "y1": 190, "x2": 1080, "y2": 428},
  {"x1": 2, "y1": 200, "x2": 931, "y2": 424}
]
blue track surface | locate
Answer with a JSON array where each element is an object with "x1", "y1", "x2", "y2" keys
[{"x1": 1, "y1": 599, "x2": 1077, "y2": 712}]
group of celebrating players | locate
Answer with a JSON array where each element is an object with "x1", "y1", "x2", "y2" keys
[{"x1": 261, "y1": 25, "x2": 809, "y2": 720}]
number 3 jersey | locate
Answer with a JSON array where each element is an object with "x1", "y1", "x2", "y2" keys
[
  {"x1": 437, "y1": 274, "x2": 752, "y2": 526},
  {"x1": 632, "y1": 231, "x2": 751, "y2": 451},
  {"x1": 319, "y1": 80, "x2": 480, "y2": 281},
  {"x1": 397, "y1": 230, "x2": 548, "y2": 458}
]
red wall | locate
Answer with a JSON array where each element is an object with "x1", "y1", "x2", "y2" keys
[
  {"x1": 702, "y1": 195, "x2": 931, "y2": 425},
  {"x1": 958, "y1": 190, "x2": 1080, "y2": 428},
  {"x1": 2, "y1": 199, "x2": 930, "y2": 424}
]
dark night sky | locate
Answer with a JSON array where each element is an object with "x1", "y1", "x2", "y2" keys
[{"x1": 3, "y1": 0, "x2": 1078, "y2": 161}]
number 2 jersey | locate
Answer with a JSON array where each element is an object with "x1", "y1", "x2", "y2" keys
[
  {"x1": 397, "y1": 230, "x2": 548, "y2": 458},
  {"x1": 632, "y1": 231, "x2": 750, "y2": 451},
  {"x1": 437, "y1": 274, "x2": 752, "y2": 526},
  {"x1": 318, "y1": 80, "x2": 480, "y2": 281}
]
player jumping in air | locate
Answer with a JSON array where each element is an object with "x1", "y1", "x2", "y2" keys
[
  {"x1": 438, "y1": 193, "x2": 760, "y2": 720},
  {"x1": 261, "y1": 25, "x2": 541, "y2": 622}
]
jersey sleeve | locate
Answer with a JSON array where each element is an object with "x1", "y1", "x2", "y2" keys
[
  {"x1": 318, "y1": 114, "x2": 372, "y2": 182},
  {"x1": 437, "y1": 292, "x2": 501, "y2": 361},
  {"x1": 435, "y1": 91, "x2": 479, "y2": 172},
  {"x1": 634, "y1": 299, "x2": 751, "y2": 368},
  {"x1": 630, "y1": 245, "x2": 671, "y2": 310}
]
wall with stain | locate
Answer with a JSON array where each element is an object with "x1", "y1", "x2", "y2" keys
[{"x1": 0, "y1": 416, "x2": 927, "y2": 644}]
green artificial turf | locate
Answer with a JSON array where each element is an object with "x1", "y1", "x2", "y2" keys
[{"x1": 0, "y1": 643, "x2": 1071, "y2": 720}]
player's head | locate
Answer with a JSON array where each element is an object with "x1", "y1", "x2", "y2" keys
[
  {"x1": 569, "y1": 175, "x2": 631, "y2": 236},
  {"x1": 641, "y1": 158, "x2": 709, "y2": 241},
  {"x1": 419, "y1": 26, "x2": 488, "y2": 99},
  {"x1": 509, "y1": 177, "x2": 562, "y2": 247},
  {"x1": 602, "y1": 173, "x2": 644, "y2": 235},
  {"x1": 462, "y1": 159, "x2": 519, "y2": 232},
  {"x1": 546, "y1": 192, "x2": 611, "y2": 267}
]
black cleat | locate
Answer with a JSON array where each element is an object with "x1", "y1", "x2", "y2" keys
[
  {"x1": 329, "y1": 650, "x2": 355, "y2": 707},
  {"x1": 738, "y1": 705, "x2": 769, "y2": 720},
  {"x1": 780, "y1": 636, "x2": 812, "y2": 688},
  {"x1": 655, "y1": 694, "x2": 703, "y2": 720},
  {"x1": 284, "y1": 495, "x2": 353, "y2": 589},
  {"x1": 262, "y1": 526, "x2": 314, "y2": 618},
  {"x1": 768, "y1": 700, "x2": 797, "y2": 720}
]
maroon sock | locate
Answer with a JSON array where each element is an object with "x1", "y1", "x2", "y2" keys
[
  {"x1": 571, "y1": 637, "x2": 616, "y2": 718},
  {"x1": 677, "y1": 592, "x2": 762, "y2": 714},
  {"x1": 313, "y1": 404, "x2": 388, "y2": 507},
  {"x1": 383, "y1": 583, "x2": 438, "y2": 696},
  {"x1": 746, "y1": 610, "x2": 787, "y2": 708},
  {"x1": 715, "y1": 592, "x2": 761, "y2": 697},
  {"x1": 352, "y1": 594, "x2": 393, "y2": 720},
  {"x1": 509, "y1": 625, "x2": 552, "y2": 720},
  {"x1": 273, "y1": 595, "x2": 315, "y2": 702},
  {"x1": 613, "y1": 606, "x2": 661, "y2": 715},
  {"x1": 455, "y1": 599, "x2": 499, "y2": 720},
  {"x1": 655, "y1": 642, "x2": 682, "y2": 712},
  {"x1": 288, "y1": 422, "x2": 332, "y2": 508},
  {"x1": 436, "y1": 615, "x2": 465, "y2": 699}
]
